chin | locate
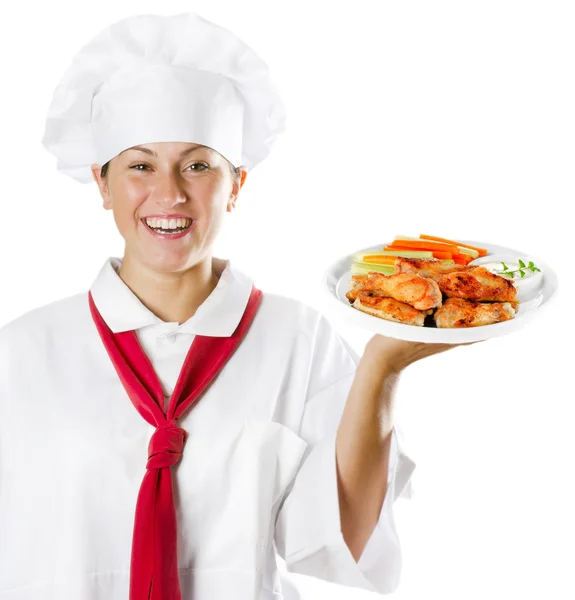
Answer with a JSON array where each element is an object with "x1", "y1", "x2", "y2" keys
[{"x1": 140, "y1": 249, "x2": 207, "y2": 273}]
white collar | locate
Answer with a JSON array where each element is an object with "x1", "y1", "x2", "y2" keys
[{"x1": 89, "y1": 256, "x2": 254, "y2": 337}]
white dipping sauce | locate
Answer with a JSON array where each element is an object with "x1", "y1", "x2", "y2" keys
[{"x1": 478, "y1": 260, "x2": 537, "y2": 281}]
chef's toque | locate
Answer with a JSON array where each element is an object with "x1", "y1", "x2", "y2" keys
[{"x1": 41, "y1": 12, "x2": 287, "y2": 183}]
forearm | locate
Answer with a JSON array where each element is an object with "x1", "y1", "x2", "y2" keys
[{"x1": 335, "y1": 337, "x2": 400, "y2": 562}]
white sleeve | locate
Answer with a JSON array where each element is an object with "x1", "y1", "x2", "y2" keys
[{"x1": 274, "y1": 315, "x2": 416, "y2": 595}]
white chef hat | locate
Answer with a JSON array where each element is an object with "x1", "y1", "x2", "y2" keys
[{"x1": 41, "y1": 12, "x2": 287, "y2": 183}]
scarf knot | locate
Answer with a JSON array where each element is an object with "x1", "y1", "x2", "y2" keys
[{"x1": 147, "y1": 418, "x2": 188, "y2": 470}]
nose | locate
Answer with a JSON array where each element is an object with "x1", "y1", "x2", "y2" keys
[{"x1": 153, "y1": 171, "x2": 188, "y2": 207}]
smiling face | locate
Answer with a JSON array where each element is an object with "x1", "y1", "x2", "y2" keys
[{"x1": 91, "y1": 141, "x2": 247, "y2": 274}]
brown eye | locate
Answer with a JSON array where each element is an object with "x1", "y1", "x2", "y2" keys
[
  {"x1": 130, "y1": 163, "x2": 150, "y2": 171},
  {"x1": 187, "y1": 163, "x2": 209, "y2": 171}
]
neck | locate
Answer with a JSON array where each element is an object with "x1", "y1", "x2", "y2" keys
[{"x1": 118, "y1": 252, "x2": 221, "y2": 325}]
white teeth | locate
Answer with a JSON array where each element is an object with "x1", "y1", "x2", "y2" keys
[{"x1": 144, "y1": 217, "x2": 192, "y2": 229}]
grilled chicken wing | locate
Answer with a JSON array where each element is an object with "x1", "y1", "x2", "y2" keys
[
  {"x1": 394, "y1": 257, "x2": 476, "y2": 277},
  {"x1": 346, "y1": 275, "x2": 368, "y2": 302},
  {"x1": 434, "y1": 266, "x2": 517, "y2": 302},
  {"x1": 346, "y1": 271, "x2": 442, "y2": 310},
  {"x1": 353, "y1": 291, "x2": 427, "y2": 326},
  {"x1": 434, "y1": 297, "x2": 516, "y2": 328}
]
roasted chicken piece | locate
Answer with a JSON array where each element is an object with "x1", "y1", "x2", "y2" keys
[
  {"x1": 346, "y1": 271, "x2": 442, "y2": 310},
  {"x1": 395, "y1": 257, "x2": 476, "y2": 277},
  {"x1": 346, "y1": 277, "x2": 371, "y2": 303},
  {"x1": 433, "y1": 266, "x2": 517, "y2": 302},
  {"x1": 353, "y1": 291, "x2": 427, "y2": 326},
  {"x1": 434, "y1": 297, "x2": 516, "y2": 328}
]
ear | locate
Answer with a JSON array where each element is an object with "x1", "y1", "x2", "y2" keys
[
  {"x1": 227, "y1": 166, "x2": 248, "y2": 213},
  {"x1": 238, "y1": 167, "x2": 248, "y2": 189},
  {"x1": 91, "y1": 163, "x2": 112, "y2": 210}
]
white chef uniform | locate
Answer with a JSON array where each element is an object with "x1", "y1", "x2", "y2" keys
[{"x1": 0, "y1": 255, "x2": 415, "y2": 599}]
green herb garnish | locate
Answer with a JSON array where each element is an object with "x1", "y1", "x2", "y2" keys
[{"x1": 495, "y1": 259, "x2": 541, "y2": 278}]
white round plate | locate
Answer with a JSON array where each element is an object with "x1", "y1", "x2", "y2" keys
[{"x1": 323, "y1": 240, "x2": 558, "y2": 343}]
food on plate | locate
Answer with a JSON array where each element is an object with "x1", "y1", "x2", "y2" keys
[
  {"x1": 345, "y1": 234, "x2": 545, "y2": 328},
  {"x1": 432, "y1": 267, "x2": 518, "y2": 303},
  {"x1": 346, "y1": 272, "x2": 442, "y2": 310},
  {"x1": 351, "y1": 262, "x2": 396, "y2": 276},
  {"x1": 356, "y1": 249, "x2": 436, "y2": 259},
  {"x1": 434, "y1": 298, "x2": 517, "y2": 328},
  {"x1": 352, "y1": 292, "x2": 428, "y2": 327},
  {"x1": 388, "y1": 238, "x2": 461, "y2": 253},
  {"x1": 395, "y1": 257, "x2": 477, "y2": 277}
]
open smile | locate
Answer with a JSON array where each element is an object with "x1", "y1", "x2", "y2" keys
[{"x1": 140, "y1": 218, "x2": 195, "y2": 240}]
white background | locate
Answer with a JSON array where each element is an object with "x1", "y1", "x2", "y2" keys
[{"x1": 1, "y1": 1, "x2": 573, "y2": 599}]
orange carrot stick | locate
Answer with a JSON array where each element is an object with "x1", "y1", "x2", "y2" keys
[
  {"x1": 361, "y1": 255, "x2": 396, "y2": 265},
  {"x1": 452, "y1": 253, "x2": 474, "y2": 265},
  {"x1": 384, "y1": 245, "x2": 442, "y2": 255},
  {"x1": 389, "y1": 239, "x2": 460, "y2": 254},
  {"x1": 432, "y1": 251, "x2": 453, "y2": 259},
  {"x1": 383, "y1": 246, "x2": 434, "y2": 253},
  {"x1": 419, "y1": 234, "x2": 488, "y2": 257}
]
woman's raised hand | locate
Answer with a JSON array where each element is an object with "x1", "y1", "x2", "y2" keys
[{"x1": 366, "y1": 333, "x2": 481, "y2": 375}]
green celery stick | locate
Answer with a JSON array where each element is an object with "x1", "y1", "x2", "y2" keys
[
  {"x1": 456, "y1": 246, "x2": 479, "y2": 258},
  {"x1": 351, "y1": 262, "x2": 395, "y2": 276}
]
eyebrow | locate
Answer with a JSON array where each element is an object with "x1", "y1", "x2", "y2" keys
[{"x1": 120, "y1": 144, "x2": 205, "y2": 158}]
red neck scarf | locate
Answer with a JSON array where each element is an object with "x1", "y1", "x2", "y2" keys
[{"x1": 88, "y1": 283, "x2": 263, "y2": 600}]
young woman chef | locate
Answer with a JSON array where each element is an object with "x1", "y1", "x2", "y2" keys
[{"x1": 0, "y1": 12, "x2": 465, "y2": 600}]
